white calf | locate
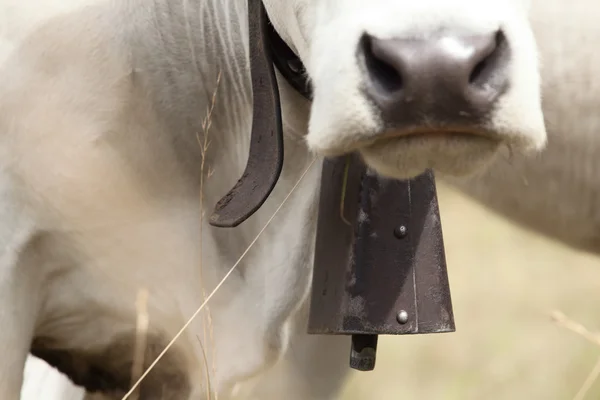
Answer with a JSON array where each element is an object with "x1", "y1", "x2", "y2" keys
[{"x1": 0, "y1": 0, "x2": 555, "y2": 398}]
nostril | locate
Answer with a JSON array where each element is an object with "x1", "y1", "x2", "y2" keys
[
  {"x1": 469, "y1": 58, "x2": 488, "y2": 85},
  {"x1": 359, "y1": 30, "x2": 510, "y2": 126},
  {"x1": 468, "y1": 30, "x2": 508, "y2": 86},
  {"x1": 361, "y1": 34, "x2": 404, "y2": 94}
]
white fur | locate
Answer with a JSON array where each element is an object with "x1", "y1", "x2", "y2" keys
[
  {"x1": 1, "y1": 0, "x2": 594, "y2": 399},
  {"x1": 447, "y1": 0, "x2": 600, "y2": 254},
  {"x1": 264, "y1": 0, "x2": 546, "y2": 178}
]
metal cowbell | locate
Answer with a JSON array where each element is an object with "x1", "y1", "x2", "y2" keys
[{"x1": 308, "y1": 154, "x2": 455, "y2": 371}]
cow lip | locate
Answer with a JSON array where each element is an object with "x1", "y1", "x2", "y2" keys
[
  {"x1": 350, "y1": 127, "x2": 500, "y2": 153},
  {"x1": 378, "y1": 126, "x2": 499, "y2": 142},
  {"x1": 313, "y1": 127, "x2": 498, "y2": 157}
]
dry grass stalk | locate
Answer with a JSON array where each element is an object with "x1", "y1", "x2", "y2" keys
[
  {"x1": 573, "y1": 357, "x2": 600, "y2": 400},
  {"x1": 121, "y1": 157, "x2": 317, "y2": 399},
  {"x1": 195, "y1": 70, "x2": 222, "y2": 399},
  {"x1": 197, "y1": 335, "x2": 214, "y2": 400},
  {"x1": 129, "y1": 288, "x2": 150, "y2": 400},
  {"x1": 551, "y1": 310, "x2": 600, "y2": 400},
  {"x1": 551, "y1": 310, "x2": 600, "y2": 347},
  {"x1": 339, "y1": 156, "x2": 352, "y2": 226}
]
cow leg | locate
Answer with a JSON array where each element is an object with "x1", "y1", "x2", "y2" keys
[
  {"x1": 0, "y1": 262, "x2": 39, "y2": 398},
  {"x1": 0, "y1": 194, "x2": 41, "y2": 398},
  {"x1": 21, "y1": 356, "x2": 85, "y2": 400}
]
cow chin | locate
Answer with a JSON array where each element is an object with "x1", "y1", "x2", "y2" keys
[{"x1": 357, "y1": 133, "x2": 502, "y2": 180}]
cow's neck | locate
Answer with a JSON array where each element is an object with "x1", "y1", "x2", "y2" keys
[
  {"x1": 117, "y1": 0, "x2": 321, "y2": 392},
  {"x1": 121, "y1": 0, "x2": 249, "y2": 174},
  {"x1": 124, "y1": 0, "x2": 312, "y2": 196}
]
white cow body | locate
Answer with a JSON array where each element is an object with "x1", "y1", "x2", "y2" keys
[
  {"x1": 450, "y1": 0, "x2": 600, "y2": 254},
  {"x1": 0, "y1": 0, "x2": 597, "y2": 399},
  {"x1": 1, "y1": 1, "x2": 338, "y2": 398}
]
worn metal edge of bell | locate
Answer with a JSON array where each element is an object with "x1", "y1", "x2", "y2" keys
[{"x1": 306, "y1": 327, "x2": 456, "y2": 335}]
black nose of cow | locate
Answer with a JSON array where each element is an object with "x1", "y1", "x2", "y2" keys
[{"x1": 360, "y1": 31, "x2": 509, "y2": 126}]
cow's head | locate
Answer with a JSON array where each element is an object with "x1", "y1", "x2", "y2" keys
[
  {"x1": 265, "y1": 0, "x2": 546, "y2": 179},
  {"x1": 210, "y1": 0, "x2": 546, "y2": 227}
]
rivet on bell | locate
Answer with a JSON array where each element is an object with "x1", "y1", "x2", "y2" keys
[
  {"x1": 393, "y1": 225, "x2": 407, "y2": 239},
  {"x1": 396, "y1": 310, "x2": 409, "y2": 324}
]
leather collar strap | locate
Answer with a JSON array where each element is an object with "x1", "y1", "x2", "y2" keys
[{"x1": 209, "y1": 0, "x2": 310, "y2": 227}]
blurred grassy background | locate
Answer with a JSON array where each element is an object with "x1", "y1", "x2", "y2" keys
[{"x1": 341, "y1": 182, "x2": 600, "y2": 400}]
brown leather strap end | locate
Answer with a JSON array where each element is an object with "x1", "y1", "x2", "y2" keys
[{"x1": 209, "y1": 0, "x2": 284, "y2": 228}]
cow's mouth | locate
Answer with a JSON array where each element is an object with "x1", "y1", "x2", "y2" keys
[
  {"x1": 345, "y1": 127, "x2": 500, "y2": 154},
  {"x1": 362, "y1": 127, "x2": 502, "y2": 157},
  {"x1": 309, "y1": 126, "x2": 501, "y2": 163},
  {"x1": 379, "y1": 126, "x2": 500, "y2": 142},
  {"x1": 365, "y1": 128, "x2": 502, "y2": 151},
  {"x1": 355, "y1": 126, "x2": 502, "y2": 179}
]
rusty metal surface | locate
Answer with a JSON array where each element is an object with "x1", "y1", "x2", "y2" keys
[
  {"x1": 308, "y1": 155, "x2": 455, "y2": 336},
  {"x1": 209, "y1": 0, "x2": 284, "y2": 228}
]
